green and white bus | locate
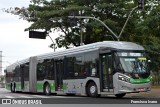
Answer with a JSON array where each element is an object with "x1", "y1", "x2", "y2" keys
[{"x1": 5, "y1": 41, "x2": 152, "y2": 98}]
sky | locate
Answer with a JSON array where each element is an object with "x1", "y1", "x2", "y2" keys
[{"x1": 0, "y1": 0, "x2": 60, "y2": 75}]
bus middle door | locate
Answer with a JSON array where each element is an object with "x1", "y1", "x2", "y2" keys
[{"x1": 55, "y1": 60, "x2": 63, "y2": 91}]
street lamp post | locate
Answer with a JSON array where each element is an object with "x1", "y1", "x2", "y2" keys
[
  {"x1": 118, "y1": 6, "x2": 138, "y2": 40},
  {"x1": 68, "y1": 16, "x2": 119, "y2": 41},
  {"x1": 105, "y1": 35, "x2": 115, "y2": 41},
  {"x1": 68, "y1": 6, "x2": 139, "y2": 42}
]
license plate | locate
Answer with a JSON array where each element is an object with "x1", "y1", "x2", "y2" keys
[{"x1": 138, "y1": 88, "x2": 145, "y2": 91}]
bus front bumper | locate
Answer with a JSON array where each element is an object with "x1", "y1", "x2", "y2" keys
[{"x1": 114, "y1": 81, "x2": 152, "y2": 94}]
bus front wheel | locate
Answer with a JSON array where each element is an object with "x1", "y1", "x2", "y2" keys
[
  {"x1": 87, "y1": 82, "x2": 99, "y2": 97},
  {"x1": 44, "y1": 83, "x2": 51, "y2": 95}
]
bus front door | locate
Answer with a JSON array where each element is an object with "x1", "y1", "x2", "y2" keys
[
  {"x1": 55, "y1": 60, "x2": 63, "y2": 91},
  {"x1": 101, "y1": 54, "x2": 113, "y2": 92}
]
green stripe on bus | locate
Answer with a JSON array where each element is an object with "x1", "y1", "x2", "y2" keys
[
  {"x1": 130, "y1": 76, "x2": 152, "y2": 84},
  {"x1": 36, "y1": 83, "x2": 55, "y2": 90},
  {"x1": 16, "y1": 83, "x2": 21, "y2": 90},
  {"x1": 36, "y1": 83, "x2": 44, "y2": 90},
  {"x1": 6, "y1": 83, "x2": 10, "y2": 90},
  {"x1": 50, "y1": 83, "x2": 55, "y2": 90},
  {"x1": 63, "y1": 83, "x2": 67, "y2": 90}
]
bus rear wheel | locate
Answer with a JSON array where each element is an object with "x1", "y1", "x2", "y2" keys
[
  {"x1": 44, "y1": 83, "x2": 51, "y2": 95},
  {"x1": 115, "y1": 93, "x2": 126, "y2": 98},
  {"x1": 11, "y1": 83, "x2": 15, "y2": 93},
  {"x1": 87, "y1": 82, "x2": 99, "y2": 97}
]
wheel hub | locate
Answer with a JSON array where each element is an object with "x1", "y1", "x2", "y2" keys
[
  {"x1": 46, "y1": 85, "x2": 50, "y2": 94},
  {"x1": 90, "y1": 86, "x2": 96, "y2": 94}
]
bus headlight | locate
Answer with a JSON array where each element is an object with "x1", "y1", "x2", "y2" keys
[{"x1": 118, "y1": 74, "x2": 130, "y2": 83}]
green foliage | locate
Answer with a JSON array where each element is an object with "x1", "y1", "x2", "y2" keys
[
  {"x1": 132, "y1": 4, "x2": 160, "y2": 71},
  {"x1": 4, "y1": 0, "x2": 160, "y2": 72}
]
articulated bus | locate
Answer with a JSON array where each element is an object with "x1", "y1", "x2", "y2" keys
[{"x1": 5, "y1": 41, "x2": 152, "y2": 98}]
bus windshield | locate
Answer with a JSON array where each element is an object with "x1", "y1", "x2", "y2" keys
[
  {"x1": 116, "y1": 52, "x2": 148, "y2": 73},
  {"x1": 120, "y1": 57, "x2": 148, "y2": 73}
]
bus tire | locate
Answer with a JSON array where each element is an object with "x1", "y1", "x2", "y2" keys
[
  {"x1": 11, "y1": 83, "x2": 15, "y2": 93},
  {"x1": 44, "y1": 83, "x2": 51, "y2": 95},
  {"x1": 66, "y1": 93, "x2": 75, "y2": 96},
  {"x1": 115, "y1": 93, "x2": 126, "y2": 98},
  {"x1": 87, "y1": 82, "x2": 99, "y2": 97}
]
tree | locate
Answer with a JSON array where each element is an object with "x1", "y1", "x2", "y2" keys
[
  {"x1": 4, "y1": 0, "x2": 139, "y2": 47},
  {"x1": 4, "y1": 0, "x2": 160, "y2": 72},
  {"x1": 133, "y1": 4, "x2": 160, "y2": 72}
]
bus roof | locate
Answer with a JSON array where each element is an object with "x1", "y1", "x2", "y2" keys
[
  {"x1": 36, "y1": 41, "x2": 144, "y2": 60},
  {"x1": 6, "y1": 41, "x2": 144, "y2": 69}
]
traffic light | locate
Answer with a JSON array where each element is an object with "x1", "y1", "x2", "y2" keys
[
  {"x1": 138, "y1": 0, "x2": 144, "y2": 10},
  {"x1": 29, "y1": 31, "x2": 47, "y2": 39}
]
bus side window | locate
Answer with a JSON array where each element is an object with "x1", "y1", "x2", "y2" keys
[
  {"x1": 74, "y1": 56, "x2": 82, "y2": 78},
  {"x1": 23, "y1": 63, "x2": 29, "y2": 81},
  {"x1": 66, "y1": 57, "x2": 74, "y2": 79},
  {"x1": 91, "y1": 63, "x2": 96, "y2": 76},
  {"x1": 47, "y1": 59, "x2": 54, "y2": 80},
  {"x1": 14, "y1": 66, "x2": 20, "y2": 82},
  {"x1": 84, "y1": 52, "x2": 99, "y2": 77},
  {"x1": 37, "y1": 60, "x2": 45, "y2": 81}
]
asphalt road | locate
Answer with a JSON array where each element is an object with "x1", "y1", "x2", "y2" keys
[
  {"x1": 0, "y1": 88, "x2": 159, "y2": 104},
  {"x1": 126, "y1": 88, "x2": 160, "y2": 98}
]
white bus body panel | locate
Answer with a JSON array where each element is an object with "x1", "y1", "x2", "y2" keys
[
  {"x1": 29, "y1": 57, "x2": 37, "y2": 93},
  {"x1": 113, "y1": 73, "x2": 151, "y2": 94},
  {"x1": 63, "y1": 77, "x2": 100, "y2": 95}
]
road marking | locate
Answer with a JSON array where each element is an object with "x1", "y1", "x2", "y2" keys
[
  {"x1": 19, "y1": 95, "x2": 33, "y2": 98},
  {"x1": 31, "y1": 95, "x2": 83, "y2": 98},
  {"x1": 50, "y1": 96, "x2": 68, "y2": 98},
  {"x1": 32, "y1": 95, "x2": 50, "y2": 98},
  {"x1": 49, "y1": 95, "x2": 85, "y2": 98},
  {"x1": 5, "y1": 95, "x2": 15, "y2": 98}
]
